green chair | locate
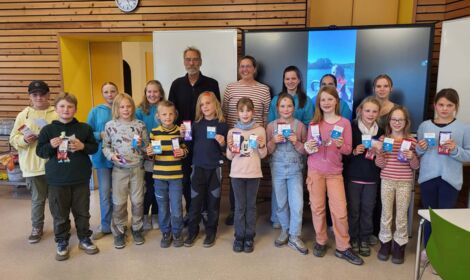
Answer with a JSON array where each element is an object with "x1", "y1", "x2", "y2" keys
[{"x1": 426, "y1": 208, "x2": 470, "y2": 280}]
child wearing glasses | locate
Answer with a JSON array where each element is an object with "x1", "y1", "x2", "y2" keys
[{"x1": 375, "y1": 106, "x2": 419, "y2": 264}]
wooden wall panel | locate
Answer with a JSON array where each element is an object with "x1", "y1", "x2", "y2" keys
[{"x1": 0, "y1": 0, "x2": 307, "y2": 119}]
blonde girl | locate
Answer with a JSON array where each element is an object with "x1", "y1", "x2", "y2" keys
[
  {"x1": 304, "y1": 86, "x2": 363, "y2": 265},
  {"x1": 182, "y1": 91, "x2": 228, "y2": 247},
  {"x1": 136, "y1": 80, "x2": 165, "y2": 231},
  {"x1": 344, "y1": 97, "x2": 383, "y2": 257}
]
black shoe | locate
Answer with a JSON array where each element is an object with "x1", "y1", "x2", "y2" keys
[
  {"x1": 173, "y1": 233, "x2": 184, "y2": 248},
  {"x1": 335, "y1": 248, "x2": 364, "y2": 265},
  {"x1": 225, "y1": 212, "x2": 234, "y2": 226},
  {"x1": 184, "y1": 233, "x2": 198, "y2": 247},
  {"x1": 55, "y1": 240, "x2": 69, "y2": 261},
  {"x1": 79, "y1": 237, "x2": 99, "y2": 254},
  {"x1": 29, "y1": 227, "x2": 43, "y2": 244},
  {"x1": 114, "y1": 234, "x2": 126, "y2": 249},
  {"x1": 233, "y1": 239, "x2": 244, "y2": 253},
  {"x1": 160, "y1": 232, "x2": 172, "y2": 248},
  {"x1": 359, "y1": 241, "x2": 371, "y2": 257},
  {"x1": 203, "y1": 233, "x2": 216, "y2": 248},
  {"x1": 313, "y1": 243, "x2": 327, "y2": 257},
  {"x1": 244, "y1": 239, "x2": 254, "y2": 253},
  {"x1": 377, "y1": 241, "x2": 392, "y2": 261},
  {"x1": 351, "y1": 240, "x2": 359, "y2": 253},
  {"x1": 391, "y1": 240, "x2": 406, "y2": 264},
  {"x1": 131, "y1": 229, "x2": 145, "y2": 245}
]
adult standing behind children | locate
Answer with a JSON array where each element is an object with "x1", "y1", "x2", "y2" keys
[
  {"x1": 36, "y1": 92, "x2": 99, "y2": 261},
  {"x1": 10, "y1": 80, "x2": 58, "y2": 244},
  {"x1": 87, "y1": 82, "x2": 118, "y2": 240},
  {"x1": 373, "y1": 74, "x2": 397, "y2": 129},
  {"x1": 169, "y1": 46, "x2": 220, "y2": 219},
  {"x1": 136, "y1": 80, "x2": 165, "y2": 231},
  {"x1": 222, "y1": 55, "x2": 271, "y2": 225}
]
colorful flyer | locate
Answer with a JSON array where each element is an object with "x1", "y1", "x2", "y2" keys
[
  {"x1": 310, "y1": 124, "x2": 322, "y2": 145},
  {"x1": 232, "y1": 132, "x2": 241, "y2": 153},
  {"x1": 438, "y1": 131, "x2": 451, "y2": 155},
  {"x1": 131, "y1": 134, "x2": 140, "y2": 149},
  {"x1": 277, "y1": 123, "x2": 291, "y2": 143},
  {"x1": 183, "y1": 120, "x2": 192, "y2": 141},
  {"x1": 249, "y1": 134, "x2": 258, "y2": 149},
  {"x1": 17, "y1": 124, "x2": 35, "y2": 138},
  {"x1": 424, "y1": 132, "x2": 436, "y2": 147},
  {"x1": 362, "y1": 134, "x2": 372, "y2": 149},
  {"x1": 152, "y1": 140, "x2": 162, "y2": 154},
  {"x1": 397, "y1": 140, "x2": 412, "y2": 162},
  {"x1": 207, "y1": 126, "x2": 216, "y2": 139},
  {"x1": 330, "y1": 125, "x2": 344, "y2": 140},
  {"x1": 383, "y1": 137, "x2": 394, "y2": 153}
]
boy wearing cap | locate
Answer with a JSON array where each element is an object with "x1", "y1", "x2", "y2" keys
[{"x1": 9, "y1": 80, "x2": 58, "y2": 243}]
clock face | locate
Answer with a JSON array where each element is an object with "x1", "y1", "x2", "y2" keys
[{"x1": 115, "y1": 0, "x2": 139, "y2": 12}]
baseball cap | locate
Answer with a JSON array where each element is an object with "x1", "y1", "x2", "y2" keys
[{"x1": 28, "y1": 80, "x2": 50, "y2": 95}]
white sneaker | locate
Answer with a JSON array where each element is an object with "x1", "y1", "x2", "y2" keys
[{"x1": 151, "y1": 214, "x2": 159, "y2": 230}]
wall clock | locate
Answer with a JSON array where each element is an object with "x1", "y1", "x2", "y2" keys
[{"x1": 115, "y1": 0, "x2": 139, "y2": 13}]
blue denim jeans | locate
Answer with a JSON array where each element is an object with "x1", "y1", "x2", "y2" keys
[
  {"x1": 154, "y1": 179, "x2": 183, "y2": 235},
  {"x1": 96, "y1": 168, "x2": 112, "y2": 233},
  {"x1": 271, "y1": 163, "x2": 304, "y2": 236}
]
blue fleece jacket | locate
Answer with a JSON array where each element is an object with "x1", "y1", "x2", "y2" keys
[
  {"x1": 87, "y1": 104, "x2": 113, "y2": 169},
  {"x1": 136, "y1": 104, "x2": 160, "y2": 133},
  {"x1": 416, "y1": 119, "x2": 470, "y2": 191},
  {"x1": 268, "y1": 93, "x2": 314, "y2": 126}
]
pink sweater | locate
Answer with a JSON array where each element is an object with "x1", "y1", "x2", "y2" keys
[
  {"x1": 266, "y1": 118, "x2": 307, "y2": 155},
  {"x1": 306, "y1": 117, "x2": 352, "y2": 174},
  {"x1": 226, "y1": 125, "x2": 267, "y2": 178}
]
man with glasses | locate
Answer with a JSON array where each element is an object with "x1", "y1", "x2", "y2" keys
[{"x1": 169, "y1": 47, "x2": 220, "y2": 223}]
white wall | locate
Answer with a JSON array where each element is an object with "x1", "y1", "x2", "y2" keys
[
  {"x1": 153, "y1": 29, "x2": 238, "y2": 100},
  {"x1": 437, "y1": 17, "x2": 470, "y2": 123}
]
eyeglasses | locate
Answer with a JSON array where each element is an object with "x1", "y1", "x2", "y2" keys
[
  {"x1": 390, "y1": 118, "x2": 405, "y2": 124},
  {"x1": 184, "y1": 58, "x2": 200, "y2": 62}
]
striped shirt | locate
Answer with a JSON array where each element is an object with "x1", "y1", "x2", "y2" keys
[
  {"x1": 150, "y1": 125, "x2": 187, "y2": 180},
  {"x1": 222, "y1": 81, "x2": 271, "y2": 128},
  {"x1": 375, "y1": 136, "x2": 419, "y2": 181}
]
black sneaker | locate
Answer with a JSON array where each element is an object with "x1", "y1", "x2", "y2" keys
[
  {"x1": 184, "y1": 233, "x2": 198, "y2": 247},
  {"x1": 173, "y1": 233, "x2": 184, "y2": 248},
  {"x1": 28, "y1": 227, "x2": 43, "y2": 244},
  {"x1": 131, "y1": 230, "x2": 145, "y2": 245},
  {"x1": 244, "y1": 239, "x2": 254, "y2": 253},
  {"x1": 160, "y1": 232, "x2": 172, "y2": 248},
  {"x1": 203, "y1": 233, "x2": 216, "y2": 248},
  {"x1": 233, "y1": 239, "x2": 244, "y2": 253},
  {"x1": 55, "y1": 240, "x2": 69, "y2": 261},
  {"x1": 335, "y1": 248, "x2": 364, "y2": 265},
  {"x1": 368, "y1": 235, "x2": 379, "y2": 246},
  {"x1": 351, "y1": 240, "x2": 359, "y2": 253},
  {"x1": 225, "y1": 212, "x2": 234, "y2": 226},
  {"x1": 114, "y1": 234, "x2": 126, "y2": 249},
  {"x1": 359, "y1": 241, "x2": 371, "y2": 257},
  {"x1": 313, "y1": 243, "x2": 327, "y2": 257},
  {"x1": 79, "y1": 237, "x2": 99, "y2": 254}
]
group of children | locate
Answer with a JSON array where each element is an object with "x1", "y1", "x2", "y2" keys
[{"x1": 10, "y1": 74, "x2": 469, "y2": 267}]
